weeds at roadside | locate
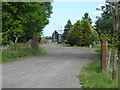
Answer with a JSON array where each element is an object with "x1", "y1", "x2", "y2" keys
[
  {"x1": 77, "y1": 45, "x2": 118, "y2": 88},
  {"x1": 2, "y1": 43, "x2": 47, "y2": 63},
  {"x1": 77, "y1": 61, "x2": 118, "y2": 88}
]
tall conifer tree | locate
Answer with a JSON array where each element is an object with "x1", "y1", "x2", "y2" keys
[
  {"x1": 68, "y1": 20, "x2": 83, "y2": 46},
  {"x1": 63, "y1": 19, "x2": 72, "y2": 41}
]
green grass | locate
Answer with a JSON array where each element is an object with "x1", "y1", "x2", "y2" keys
[
  {"x1": 92, "y1": 44, "x2": 101, "y2": 49},
  {"x1": 47, "y1": 39, "x2": 52, "y2": 42},
  {"x1": 77, "y1": 45, "x2": 118, "y2": 88},
  {"x1": 58, "y1": 43, "x2": 101, "y2": 49},
  {"x1": 58, "y1": 43, "x2": 92, "y2": 49},
  {"x1": 2, "y1": 43, "x2": 47, "y2": 63},
  {"x1": 77, "y1": 61, "x2": 118, "y2": 88}
]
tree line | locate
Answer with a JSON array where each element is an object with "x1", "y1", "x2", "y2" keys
[
  {"x1": 2, "y1": 2, "x2": 52, "y2": 45},
  {"x1": 94, "y1": 3, "x2": 120, "y2": 50},
  {"x1": 63, "y1": 2, "x2": 120, "y2": 49},
  {"x1": 63, "y1": 13, "x2": 99, "y2": 46}
]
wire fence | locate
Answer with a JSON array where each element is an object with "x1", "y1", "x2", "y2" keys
[{"x1": 106, "y1": 48, "x2": 119, "y2": 82}]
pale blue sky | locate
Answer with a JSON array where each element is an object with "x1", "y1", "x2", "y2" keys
[{"x1": 43, "y1": 1, "x2": 106, "y2": 36}]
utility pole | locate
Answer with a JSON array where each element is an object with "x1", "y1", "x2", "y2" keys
[{"x1": 53, "y1": 23, "x2": 55, "y2": 42}]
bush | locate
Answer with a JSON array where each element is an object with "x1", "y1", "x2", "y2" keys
[
  {"x1": 63, "y1": 40, "x2": 68, "y2": 44},
  {"x1": 90, "y1": 30, "x2": 99, "y2": 45}
]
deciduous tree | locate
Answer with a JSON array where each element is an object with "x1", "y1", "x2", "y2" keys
[{"x1": 2, "y1": 2, "x2": 52, "y2": 44}]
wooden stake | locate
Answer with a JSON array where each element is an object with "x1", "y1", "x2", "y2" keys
[
  {"x1": 101, "y1": 39, "x2": 107, "y2": 70},
  {"x1": 31, "y1": 33, "x2": 38, "y2": 51}
]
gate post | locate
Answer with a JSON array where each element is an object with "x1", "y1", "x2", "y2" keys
[
  {"x1": 101, "y1": 39, "x2": 107, "y2": 70},
  {"x1": 31, "y1": 33, "x2": 38, "y2": 51}
]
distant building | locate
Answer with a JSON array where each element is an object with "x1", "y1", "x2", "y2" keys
[{"x1": 52, "y1": 30, "x2": 63, "y2": 43}]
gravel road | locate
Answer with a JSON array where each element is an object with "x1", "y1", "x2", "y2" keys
[{"x1": 2, "y1": 42, "x2": 95, "y2": 88}]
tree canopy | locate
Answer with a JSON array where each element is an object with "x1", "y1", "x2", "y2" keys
[
  {"x1": 81, "y1": 19, "x2": 93, "y2": 46},
  {"x1": 67, "y1": 20, "x2": 83, "y2": 46},
  {"x1": 2, "y1": 2, "x2": 52, "y2": 44},
  {"x1": 64, "y1": 13, "x2": 97, "y2": 46},
  {"x1": 94, "y1": 4, "x2": 112, "y2": 35}
]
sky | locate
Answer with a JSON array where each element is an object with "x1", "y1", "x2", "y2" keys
[{"x1": 43, "y1": 0, "x2": 106, "y2": 36}]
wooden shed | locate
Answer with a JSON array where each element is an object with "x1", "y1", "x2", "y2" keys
[{"x1": 52, "y1": 31, "x2": 63, "y2": 43}]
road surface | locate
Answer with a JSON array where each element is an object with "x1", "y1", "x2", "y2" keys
[{"x1": 2, "y1": 42, "x2": 95, "y2": 88}]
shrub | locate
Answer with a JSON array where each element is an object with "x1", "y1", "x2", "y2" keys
[{"x1": 63, "y1": 40, "x2": 68, "y2": 44}]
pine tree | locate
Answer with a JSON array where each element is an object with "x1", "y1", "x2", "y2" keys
[
  {"x1": 82, "y1": 13, "x2": 92, "y2": 24},
  {"x1": 63, "y1": 19, "x2": 72, "y2": 41},
  {"x1": 81, "y1": 19, "x2": 93, "y2": 46},
  {"x1": 94, "y1": 4, "x2": 113, "y2": 35},
  {"x1": 68, "y1": 20, "x2": 83, "y2": 46}
]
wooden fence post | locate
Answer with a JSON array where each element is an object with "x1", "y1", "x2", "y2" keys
[
  {"x1": 101, "y1": 39, "x2": 107, "y2": 70},
  {"x1": 118, "y1": 34, "x2": 120, "y2": 88},
  {"x1": 31, "y1": 33, "x2": 38, "y2": 51},
  {"x1": 112, "y1": 50, "x2": 117, "y2": 80},
  {"x1": 118, "y1": 46, "x2": 120, "y2": 88}
]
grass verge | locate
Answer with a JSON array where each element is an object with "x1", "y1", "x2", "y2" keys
[
  {"x1": 2, "y1": 43, "x2": 47, "y2": 63},
  {"x1": 58, "y1": 43, "x2": 101, "y2": 49},
  {"x1": 77, "y1": 61, "x2": 118, "y2": 88},
  {"x1": 77, "y1": 45, "x2": 118, "y2": 88},
  {"x1": 58, "y1": 43, "x2": 91, "y2": 49}
]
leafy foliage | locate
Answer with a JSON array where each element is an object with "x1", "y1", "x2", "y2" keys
[
  {"x1": 94, "y1": 3, "x2": 120, "y2": 49},
  {"x1": 67, "y1": 20, "x2": 83, "y2": 46},
  {"x1": 99, "y1": 30, "x2": 119, "y2": 49},
  {"x1": 81, "y1": 19, "x2": 93, "y2": 46},
  {"x1": 64, "y1": 13, "x2": 95, "y2": 46},
  {"x1": 94, "y1": 4, "x2": 113, "y2": 35},
  {"x1": 90, "y1": 30, "x2": 99, "y2": 45},
  {"x1": 2, "y1": 2, "x2": 52, "y2": 44}
]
